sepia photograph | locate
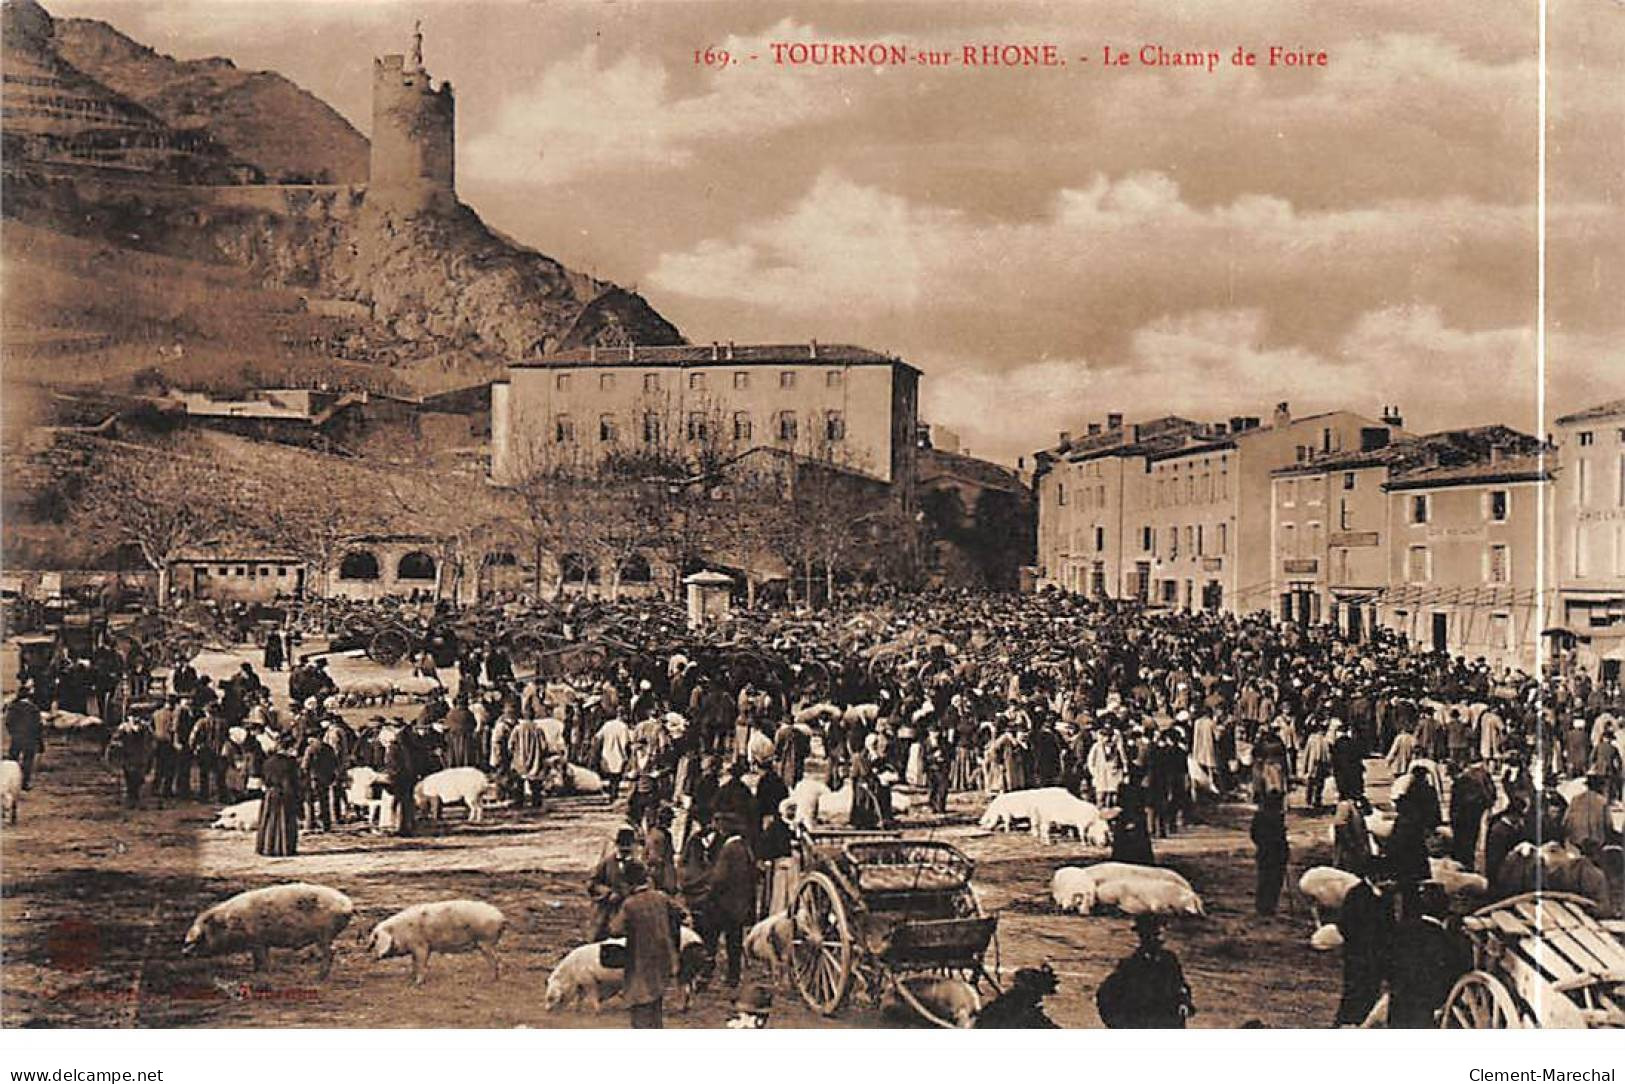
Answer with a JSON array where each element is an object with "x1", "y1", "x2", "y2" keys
[{"x1": 0, "y1": 0, "x2": 1621, "y2": 1062}]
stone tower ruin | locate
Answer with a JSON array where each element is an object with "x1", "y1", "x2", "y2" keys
[{"x1": 370, "y1": 21, "x2": 455, "y2": 214}]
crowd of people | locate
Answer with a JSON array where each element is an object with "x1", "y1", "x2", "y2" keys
[{"x1": 6, "y1": 585, "x2": 1623, "y2": 1027}]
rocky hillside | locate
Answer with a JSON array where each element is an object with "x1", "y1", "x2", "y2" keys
[{"x1": 52, "y1": 12, "x2": 369, "y2": 184}]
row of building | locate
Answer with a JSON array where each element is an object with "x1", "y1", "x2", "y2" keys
[{"x1": 1033, "y1": 399, "x2": 1625, "y2": 676}]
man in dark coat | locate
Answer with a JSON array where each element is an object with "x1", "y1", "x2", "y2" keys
[
  {"x1": 104, "y1": 718, "x2": 153, "y2": 808},
  {"x1": 607, "y1": 860, "x2": 684, "y2": 1029},
  {"x1": 1250, "y1": 792, "x2": 1289, "y2": 915},
  {"x1": 1388, "y1": 769, "x2": 1439, "y2": 887},
  {"x1": 4, "y1": 689, "x2": 44, "y2": 789},
  {"x1": 1096, "y1": 916, "x2": 1195, "y2": 1028},
  {"x1": 703, "y1": 820, "x2": 756, "y2": 988},
  {"x1": 587, "y1": 827, "x2": 638, "y2": 941},
  {"x1": 1388, "y1": 882, "x2": 1471, "y2": 1028},
  {"x1": 1450, "y1": 760, "x2": 1495, "y2": 868},
  {"x1": 382, "y1": 728, "x2": 418, "y2": 837},
  {"x1": 1334, "y1": 876, "x2": 1393, "y2": 1026}
]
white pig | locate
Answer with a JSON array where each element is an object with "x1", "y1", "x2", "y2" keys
[
  {"x1": 1310, "y1": 923, "x2": 1345, "y2": 951},
  {"x1": 558, "y1": 763, "x2": 606, "y2": 795},
  {"x1": 365, "y1": 900, "x2": 506, "y2": 985},
  {"x1": 816, "y1": 783, "x2": 910, "y2": 823},
  {"x1": 1298, "y1": 866, "x2": 1360, "y2": 926},
  {"x1": 1, "y1": 760, "x2": 21, "y2": 825},
  {"x1": 787, "y1": 779, "x2": 831, "y2": 828},
  {"x1": 211, "y1": 798, "x2": 263, "y2": 831},
  {"x1": 414, "y1": 768, "x2": 497, "y2": 823},
  {"x1": 744, "y1": 912, "x2": 794, "y2": 985},
  {"x1": 182, "y1": 883, "x2": 354, "y2": 977}
]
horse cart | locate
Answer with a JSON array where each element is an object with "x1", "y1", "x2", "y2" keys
[
  {"x1": 1440, "y1": 892, "x2": 1625, "y2": 1028},
  {"x1": 787, "y1": 826, "x2": 1000, "y2": 1027}
]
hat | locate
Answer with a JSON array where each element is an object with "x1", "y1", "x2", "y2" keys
[
  {"x1": 615, "y1": 826, "x2": 638, "y2": 846},
  {"x1": 623, "y1": 860, "x2": 648, "y2": 886}
]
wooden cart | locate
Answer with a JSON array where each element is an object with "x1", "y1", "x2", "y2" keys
[
  {"x1": 788, "y1": 826, "x2": 1000, "y2": 1027},
  {"x1": 1440, "y1": 892, "x2": 1625, "y2": 1028}
]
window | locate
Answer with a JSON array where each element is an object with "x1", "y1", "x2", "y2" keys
[
  {"x1": 1485, "y1": 543, "x2": 1510, "y2": 584},
  {"x1": 1407, "y1": 544, "x2": 1430, "y2": 583},
  {"x1": 1339, "y1": 498, "x2": 1352, "y2": 531},
  {"x1": 1184, "y1": 525, "x2": 1194, "y2": 554},
  {"x1": 554, "y1": 414, "x2": 575, "y2": 443},
  {"x1": 1168, "y1": 527, "x2": 1179, "y2": 558},
  {"x1": 599, "y1": 373, "x2": 615, "y2": 391},
  {"x1": 235, "y1": 566, "x2": 245, "y2": 577},
  {"x1": 643, "y1": 373, "x2": 660, "y2": 392},
  {"x1": 779, "y1": 371, "x2": 797, "y2": 390},
  {"x1": 1218, "y1": 523, "x2": 1228, "y2": 554},
  {"x1": 1575, "y1": 524, "x2": 1589, "y2": 577},
  {"x1": 1058, "y1": 484, "x2": 1067, "y2": 507},
  {"x1": 1343, "y1": 472, "x2": 1356, "y2": 491},
  {"x1": 1410, "y1": 494, "x2": 1430, "y2": 524},
  {"x1": 276, "y1": 567, "x2": 287, "y2": 578},
  {"x1": 1486, "y1": 489, "x2": 1509, "y2": 522},
  {"x1": 733, "y1": 412, "x2": 752, "y2": 442},
  {"x1": 599, "y1": 414, "x2": 618, "y2": 443},
  {"x1": 1196, "y1": 524, "x2": 1204, "y2": 556},
  {"x1": 643, "y1": 412, "x2": 661, "y2": 444},
  {"x1": 1578, "y1": 430, "x2": 1595, "y2": 447},
  {"x1": 1218, "y1": 460, "x2": 1228, "y2": 498},
  {"x1": 1094, "y1": 526, "x2": 1105, "y2": 552},
  {"x1": 1619, "y1": 455, "x2": 1625, "y2": 507},
  {"x1": 1281, "y1": 524, "x2": 1296, "y2": 558},
  {"x1": 826, "y1": 370, "x2": 842, "y2": 388},
  {"x1": 397, "y1": 552, "x2": 437, "y2": 581},
  {"x1": 1578, "y1": 460, "x2": 1591, "y2": 505},
  {"x1": 1489, "y1": 613, "x2": 1513, "y2": 652},
  {"x1": 776, "y1": 411, "x2": 798, "y2": 442},
  {"x1": 825, "y1": 410, "x2": 846, "y2": 441},
  {"x1": 733, "y1": 371, "x2": 750, "y2": 390},
  {"x1": 339, "y1": 551, "x2": 380, "y2": 580},
  {"x1": 1142, "y1": 526, "x2": 1154, "y2": 552},
  {"x1": 1283, "y1": 480, "x2": 1297, "y2": 507},
  {"x1": 555, "y1": 373, "x2": 571, "y2": 391},
  {"x1": 686, "y1": 412, "x2": 709, "y2": 442},
  {"x1": 689, "y1": 372, "x2": 706, "y2": 391}
]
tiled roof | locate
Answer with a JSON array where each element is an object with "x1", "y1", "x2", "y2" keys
[
  {"x1": 1382, "y1": 452, "x2": 1551, "y2": 490},
  {"x1": 1555, "y1": 400, "x2": 1625, "y2": 426},
  {"x1": 917, "y1": 448, "x2": 1028, "y2": 495},
  {"x1": 515, "y1": 342, "x2": 916, "y2": 373}
]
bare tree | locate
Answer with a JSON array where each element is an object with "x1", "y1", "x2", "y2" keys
[{"x1": 70, "y1": 436, "x2": 243, "y2": 607}]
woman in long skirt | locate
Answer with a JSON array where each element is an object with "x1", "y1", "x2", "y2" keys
[{"x1": 256, "y1": 738, "x2": 302, "y2": 857}]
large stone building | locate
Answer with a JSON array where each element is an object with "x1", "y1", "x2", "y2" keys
[
  {"x1": 1034, "y1": 402, "x2": 1397, "y2": 613},
  {"x1": 1552, "y1": 400, "x2": 1625, "y2": 676},
  {"x1": 491, "y1": 342, "x2": 921, "y2": 506},
  {"x1": 1270, "y1": 426, "x2": 1549, "y2": 666},
  {"x1": 370, "y1": 22, "x2": 455, "y2": 215}
]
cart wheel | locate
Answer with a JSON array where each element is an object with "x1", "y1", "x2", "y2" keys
[
  {"x1": 369, "y1": 628, "x2": 411, "y2": 667},
  {"x1": 1440, "y1": 971, "x2": 1523, "y2": 1028},
  {"x1": 791, "y1": 872, "x2": 854, "y2": 1016},
  {"x1": 893, "y1": 974, "x2": 980, "y2": 1029}
]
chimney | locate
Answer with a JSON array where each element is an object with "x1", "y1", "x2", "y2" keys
[
  {"x1": 1360, "y1": 426, "x2": 1392, "y2": 452},
  {"x1": 1489, "y1": 446, "x2": 1503, "y2": 465},
  {"x1": 1058, "y1": 430, "x2": 1072, "y2": 446},
  {"x1": 1382, "y1": 405, "x2": 1404, "y2": 429},
  {"x1": 589, "y1": 344, "x2": 598, "y2": 362},
  {"x1": 809, "y1": 339, "x2": 819, "y2": 359},
  {"x1": 710, "y1": 342, "x2": 720, "y2": 360},
  {"x1": 726, "y1": 341, "x2": 736, "y2": 360},
  {"x1": 1274, "y1": 401, "x2": 1291, "y2": 428},
  {"x1": 1107, "y1": 412, "x2": 1123, "y2": 431},
  {"x1": 1087, "y1": 423, "x2": 1102, "y2": 436}
]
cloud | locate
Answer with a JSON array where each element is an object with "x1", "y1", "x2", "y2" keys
[
  {"x1": 919, "y1": 303, "x2": 1622, "y2": 466},
  {"x1": 463, "y1": 20, "x2": 858, "y2": 185}
]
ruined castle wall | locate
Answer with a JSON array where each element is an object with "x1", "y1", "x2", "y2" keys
[{"x1": 370, "y1": 55, "x2": 454, "y2": 214}]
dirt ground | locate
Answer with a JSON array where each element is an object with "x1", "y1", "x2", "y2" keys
[
  {"x1": 2, "y1": 739, "x2": 1349, "y2": 1029},
  {"x1": 2, "y1": 636, "x2": 1358, "y2": 1029}
]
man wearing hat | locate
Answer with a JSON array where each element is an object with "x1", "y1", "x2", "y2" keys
[
  {"x1": 703, "y1": 812, "x2": 756, "y2": 988},
  {"x1": 606, "y1": 859, "x2": 684, "y2": 1029},
  {"x1": 380, "y1": 726, "x2": 418, "y2": 837},
  {"x1": 588, "y1": 827, "x2": 639, "y2": 941},
  {"x1": 1095, "y1": 915, "x2": 1195, "y2": 1028},
  {"x1": 4, "y1": 687, "x2": 43, "y2": 790},
  {"x1": 1387, "y1": 882, "x2": 1470, "y2": 1028},
  {"x1": 1562, "y1": 774, "x2": 1611, "y2": 859}
]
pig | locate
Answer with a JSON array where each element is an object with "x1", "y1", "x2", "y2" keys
[
  {"x1": 1051, "y1": 863, "x2": 1195, "y2": 915},
  {"x1": 1, "y1": 759, "x2": 21, "y2": 825},
  {"x1": 1099, "y1": 878, "x2": 1205, "y2": 917},
  {"x1": 347, "y1": 767, "x2": 394, "y2": 829},
  {"x1": 744, "y1": 911, "x2": 794, "y2": 986},
  {"x1": 391, "y1": 675, "x2": 443, "y2": 700},
  {"x1": 211, "y1": 798, "x2": 263, "y2": 831},
  {"x1": 558, "y1": 763, "x2": 606, "y2": 795},
  {"x1": 793, "y1": 702, "x2": 842, "y2": 726},
  {"x1": 1310, "y1": 923, "x2": 1345, "y2": 951},
  {"x1": 1428, "y1": 857, "x2": 1488, "y2": 898},
  {"x1": 842, "y1": 703, "x2": 881, "y2": 727},
  {"x1": 980, "y1": 788, "x2": 1110, "y2": 846},
  {"x1": 339, "y1": 680, "x2": 396, "y2": 708},
  {"x1": 1297, "y1": 866, "x2": 1360, "y2": 925},
  {"x1": 182, "y1": 883, "x2": 354, "y2": 977},
  {"x1": 895, "y1": 975, "x2": 980, "y2": 1028},
  {"x1": 365, "y1": 900, "x2": 506, "y2": 985},
  {"x1": 47, "y1": 710, "x2": 102, "y2": 732},
  {"x1": 545, "y1": 927, "x2": 704, "y2": 1012},
  {"x1": 816, "y1": 783, "x2": 910, "y2": 823},
  {"x1": 414, "y1": 768, "x2": 497, "y2": 824}
]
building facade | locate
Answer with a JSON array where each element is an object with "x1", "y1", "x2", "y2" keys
[
  {"x1": 491, "y1": 342, "x2": 921, "y2": 507},
  {"x1": 1552, "y1": 400, "x2": 1625, "y2": 677}
]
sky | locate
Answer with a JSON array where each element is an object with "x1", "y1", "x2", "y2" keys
[{"x1": 46, "y1": 0, "x2": 1623, "y2": 465}]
